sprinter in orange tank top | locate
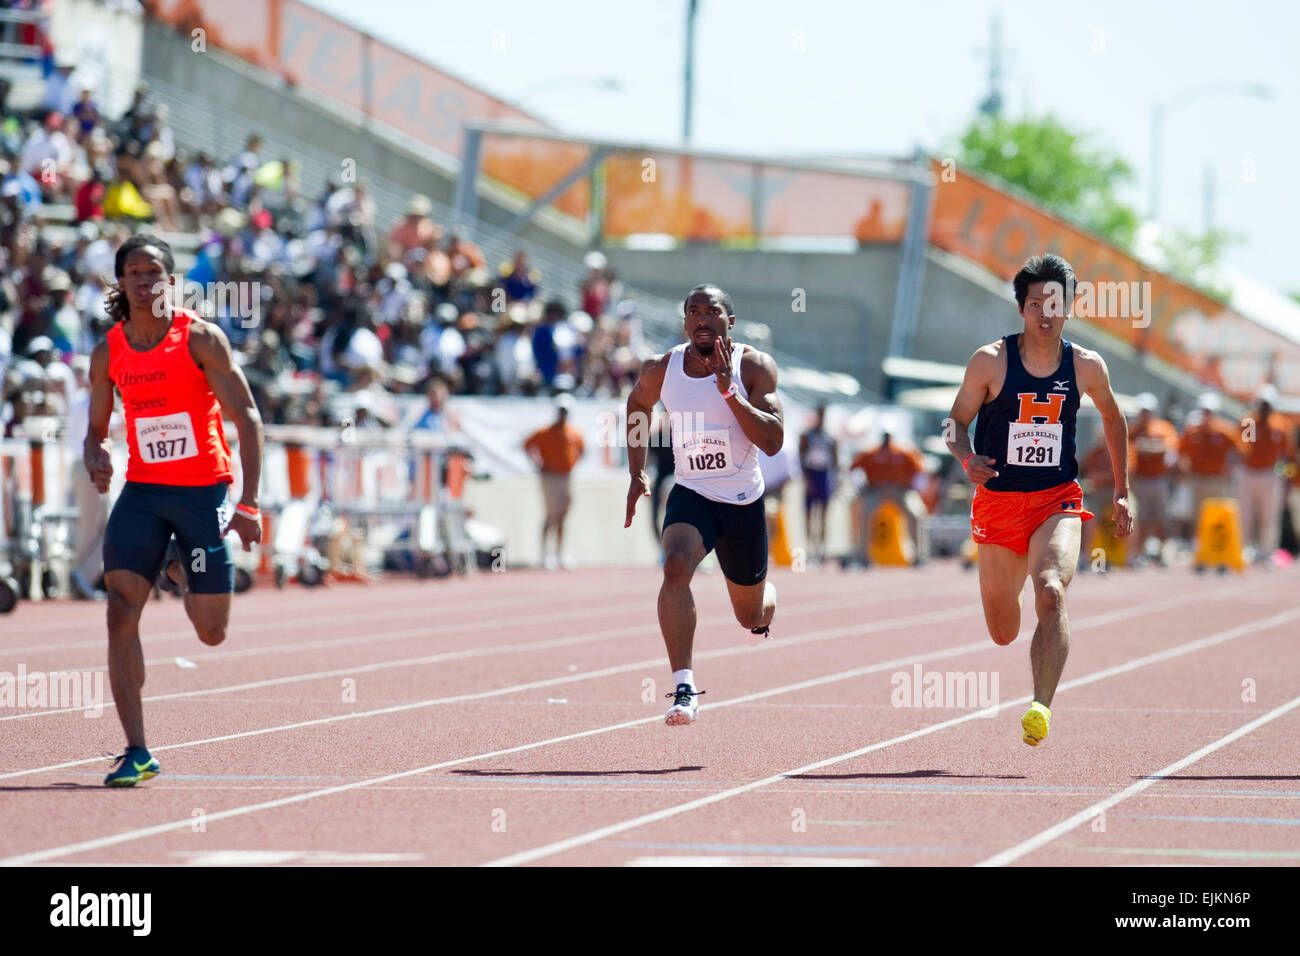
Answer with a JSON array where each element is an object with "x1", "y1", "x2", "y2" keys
[{"x1": 84, "y1": 235, "x2": 264, "y2": 786}]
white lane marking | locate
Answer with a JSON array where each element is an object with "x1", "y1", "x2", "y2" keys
[
  {"x1": 975, "y1": 691, "x2": 1300, "y2": 867},
  {"x1": 0, "y1": 637, "x2": 1001, "y2": 866},
  {"x1": 0, "y1": 587, "x2": 960, "y2": 722},
  {"x1": 480, "y1": 606, "x2": 1300, "y2": 867},
  {"x1": 4, "y1": 577, "x2": 896, "y2": 670},
  {"x1": 8, "y1": 599, "x2": 1294, "y2": 867},
  {"x1": 0, "y1": 603, "x2": 981, "y2": 778},
  {"x1": 625, "y1": 855, "x2": 879, "y2": 867},
  {"x1": 0, "y1": 578, "x2": 1243, "y2": 773},
  {"x1": 2, "y1": 577, "x2": 650, "y2": 652}
]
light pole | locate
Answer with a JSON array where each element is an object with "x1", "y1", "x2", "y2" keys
[{"x1": 1149, "y1": 83, "x2": 1271, "y2": 223}]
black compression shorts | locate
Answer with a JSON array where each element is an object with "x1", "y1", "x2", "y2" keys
[{"x1": 663, "y1": 483, "x2": 768, "y2": 586}]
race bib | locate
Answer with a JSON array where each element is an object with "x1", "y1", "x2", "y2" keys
[
  {"x1": 676, "y1": 428, "x2": 736, "y2": 479},
  {"x1": 1007, "y1": 422, "x2": 1061, "y2": 467},
  {"x1": 135, "y1": 411, "x2": 198, "y2": 465}
]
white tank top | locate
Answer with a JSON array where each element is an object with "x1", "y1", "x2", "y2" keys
[{"x1": 658, "y1": 342, "x2": 765, "y2": 504}]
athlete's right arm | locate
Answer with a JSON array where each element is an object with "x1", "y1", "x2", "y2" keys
[
  {"x1": 946, "y1": 346, "x2": 999, "y2": 486},
  {"x1": 84, "y1": 340, "x2": 114, "y2": 494},
  {"x1": 624, "y1": 354, "x2": 668, "y2": 528}
]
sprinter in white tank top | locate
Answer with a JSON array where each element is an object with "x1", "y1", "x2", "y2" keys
[{"x1": 624, "y1": 285, "x2": 784, "y2": 726}]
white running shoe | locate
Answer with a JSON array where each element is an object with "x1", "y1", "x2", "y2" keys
[{"x1": 664, "y1": 683, "x2": 703, "y2": 725}]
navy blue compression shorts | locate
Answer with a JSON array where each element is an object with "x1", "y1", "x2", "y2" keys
[{"x1": 103, "y1": 481, "x2": 235, "y2": 594}]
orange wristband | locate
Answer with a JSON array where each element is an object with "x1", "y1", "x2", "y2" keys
[{"x1": 962, "y1": 453, "x2": 975, "y2": 471}]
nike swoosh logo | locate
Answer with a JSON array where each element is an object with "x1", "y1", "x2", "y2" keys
[
  {"x1": 133, "y1": 760, "x2": 154, "y2": 773},
  {"x1": 207, "y1": 545, "x2": 226, "y2": 552}
]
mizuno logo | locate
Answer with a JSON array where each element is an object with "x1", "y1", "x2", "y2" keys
[
  {"x1": 1052, "y1": 380, "x2": 1069, "y2": 391},
  {"x1": 972, "y1": 525, "x2": 986, "y2": 536}
]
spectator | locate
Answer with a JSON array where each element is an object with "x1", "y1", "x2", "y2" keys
[
  {"x1": 1128, "y1": 391, "x2": 1180, "y2": 563},
  {"x1": 20, "y1": 112, "x2": 73, "y2": 196},
  {"x1": 580, "y1": 250, "x2": 611, "y2": 318},
  {"x1": 523, "y1": 393, "x2": 584, "y2": 569},
  {"x1": 499, "y1": 249, "x2": 540, "y2": 302},
  {"x1": 799, "y1": 404, "x2": 837, "y2": 564},
  {"x1": 414, "y1": 377, "x2": 450, "y2": 432},
  {"x1": 71, "y1": 87, "x2": 99, "y2": 136},
  {"x1": 40, "y1": 60, "x2": 77, "y2": 117},
  {"x1": 1236, "y1": 384, "x2": 1292, "y2": 564},
  {"x1": 73, "y1": 164, "x2": 106, "y2": 222},
  {"x1": 387, "y1": 193, "x2": 438, "y2": 260},
  {"x1": 1179, "y1": 393, "x2": 1240, "y2": 539},
  {"x1": 849, "y1": 432, "x2": 928, "y2": 565}
]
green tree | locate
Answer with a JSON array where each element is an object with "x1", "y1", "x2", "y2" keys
[
  {"x1": 954, "y1": 113, "x2": 1140, "y2": 249},
  {"x1": 1153, "y1": 227, "x2": 1240, "y2": 303}
]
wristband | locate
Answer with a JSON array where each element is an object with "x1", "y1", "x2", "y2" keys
[
  {"x1": 721, "y1": 381, "x2": 738, "y2": 399},
  {"x1": 962, "y1": 453, "x2": 975, "y2": 471},
  {"x1": 235, "y1": 504, "x2": 260, "y2": 520}
]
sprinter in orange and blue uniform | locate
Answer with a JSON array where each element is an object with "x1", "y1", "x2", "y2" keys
[
  {"x1": 945, "y1": 254, "x2": 1133, "y2": 748},
  {"x1": 85, "y1": 235, "x2": 264, "y2": 786}
]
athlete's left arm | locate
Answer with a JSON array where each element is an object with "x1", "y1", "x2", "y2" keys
[
  {"x1": 190, "y1": 321, "x2": 265, "y2": 549},
  {"x1": 1078, "y1": 349, "x2": 1134, "y2": 537},
  {"x1": 730, "y1": 345, "x2": 785, "y2": 457}
]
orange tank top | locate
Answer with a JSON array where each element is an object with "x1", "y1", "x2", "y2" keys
[{"x1": 108, "y1": 309, "x2": 233, "y2": 485}]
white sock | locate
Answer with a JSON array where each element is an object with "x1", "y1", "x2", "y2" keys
[{"x1": 672, "y1": 669, "x2": 695, "y2": 691}]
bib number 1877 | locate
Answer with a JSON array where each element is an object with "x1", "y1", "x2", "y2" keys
[{"x1": 145, "y1": 437, "x2": 188, "y2": 460}]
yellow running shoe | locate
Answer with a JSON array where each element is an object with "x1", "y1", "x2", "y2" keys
[{"x1": 1021, "y1": 701, "x2": 1051, "y2": 747}]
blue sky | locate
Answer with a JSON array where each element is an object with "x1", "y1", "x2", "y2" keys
[{"x1": 308, "y1": 0, "x2": 1297, "y2": 291}]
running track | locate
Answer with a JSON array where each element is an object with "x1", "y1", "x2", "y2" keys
[{"x1": 2, "y1": 562, "x2": 1297, "y2": 867}]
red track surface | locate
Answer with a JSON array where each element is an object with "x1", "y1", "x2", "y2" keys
[{"x1": 2, "y1": 562, "x2": 1298, "y2": 867}]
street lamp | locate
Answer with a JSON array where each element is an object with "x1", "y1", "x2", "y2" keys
[{"x1": 1149, "y1": 83, "x2": 1272, "y2": 223}]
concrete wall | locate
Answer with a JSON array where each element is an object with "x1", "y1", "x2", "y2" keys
[{"x1": 603, "y1": 245, "x2": 902, "y2": 393}]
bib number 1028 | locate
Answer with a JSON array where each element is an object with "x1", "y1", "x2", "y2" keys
[{"x1": 687, "y1": 451, "x2": 727, "y2": 471}]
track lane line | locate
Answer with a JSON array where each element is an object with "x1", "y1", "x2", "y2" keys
[
  {"x1": 974, "y1": 692, "x2": 1300, "y2": 867},
  {"x1": 5, "y1": 598, "x2": 1293, "y2": 865},
  {"x1": 0, "y1": 588, "x2": 965, "y2": 722},
  {"x1": 0, "y1": 603, "x2": 983, "y2": 779},
  {"x1": 3, "y1": 577, "x2": 908, "y2": 669},
  {"x1": 479, "y1": 605, "x2": 1300, "y2": 867},
  {"x1": 0, "y1": 637, "x2": 1000, "y2": 866}
]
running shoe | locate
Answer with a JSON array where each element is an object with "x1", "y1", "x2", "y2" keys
[
  {"x1": 664, "y1": 684, "x2": 704, "y2": 726},
  {"x1": 105, "y1": 746, "x2": 160, "y2": 787},
  {"x1": 1021, "y1": 701, "x2": 1051, "y2": 747},
  {"x1": 750, "y1": 624, "x2": 771, "y2": 638}
]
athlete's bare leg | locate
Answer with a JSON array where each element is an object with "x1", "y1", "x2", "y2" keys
[
  {"x1": 104, "y1": 569, "x2": 153, "y2": 749},
  {"x1": 659, "y1": 522, "x2": 706, "y2": 670},
  {"x1": 165, "y1": 559, "x2": 232, "y2": 645},
  {"x1": 1025, "y1": 513, "x2": 1082, "y2": 706},
  {"x1": 977, "y1": 543, "x2": 1028, "y2": 645},
  {"x1": 726, "y1": 576, "x2": 775, "y2": 631}
]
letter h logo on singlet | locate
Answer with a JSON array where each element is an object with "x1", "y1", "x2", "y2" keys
[{"x1": 1016, "y1": 393, "x2": 1064, "y2": 425}]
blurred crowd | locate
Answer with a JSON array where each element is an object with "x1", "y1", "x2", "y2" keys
[
  {"x1": 789, "y1": 388, "x2": 1300, "y2": 570},
  {"x1": 1, "y1": 53, "x2": 652, "y2": 439}
]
